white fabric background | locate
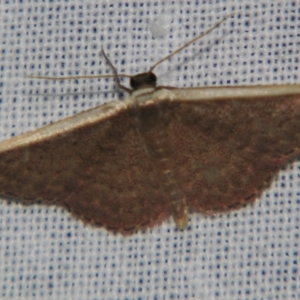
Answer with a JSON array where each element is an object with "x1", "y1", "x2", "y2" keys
[{"x1": 0, "y1": 0, "x2": 299, "y2": 299}]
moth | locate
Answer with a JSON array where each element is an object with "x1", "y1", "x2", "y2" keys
[{"x1": 0, "y1": 15, "x2": 299, "y2": 234}]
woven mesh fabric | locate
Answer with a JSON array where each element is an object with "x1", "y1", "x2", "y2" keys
[{"x1": 0, "y1": 0, "x2": 299, "y2": 299}]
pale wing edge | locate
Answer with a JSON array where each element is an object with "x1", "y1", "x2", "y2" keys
[
  {"x1": 0, "y1": 98, "x2": 133, "y2": 153},
  {"x1": 169, "y1": 84, "x2": 300, "y2": 102}
]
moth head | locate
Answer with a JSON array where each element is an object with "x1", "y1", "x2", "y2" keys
[{"x1": 130, "y1": 72, "x2": 157, "y2": 90}]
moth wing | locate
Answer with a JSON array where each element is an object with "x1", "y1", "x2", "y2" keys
[
  {"x1": 170, "y1": 91, "x2": 300, "y2": 213},
  {"x1": 0, "y1": 100, "x2": 170, "y2": 233}
]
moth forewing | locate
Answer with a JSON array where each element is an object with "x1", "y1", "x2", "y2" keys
[{"x1": 0, "y1": 85, "x2": 300, "y2": 234}]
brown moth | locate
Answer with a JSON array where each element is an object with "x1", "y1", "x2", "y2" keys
[{"x1": 0, "y1": 15, "x2": 299, "y2": 234}]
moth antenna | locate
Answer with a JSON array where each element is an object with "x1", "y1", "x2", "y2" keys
[
  {"x1": 27, "y1": 74, "x2": 131, "y2": 80},
  {"x1": 28, "y1": 13, "x2": 235, "y2": 91},
  {"x1": 148, "y1": 13, "x2": 236, "y2": 72},
  {"x1": 28, "y1": 50, "x2": 132, "y2": 94}
]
